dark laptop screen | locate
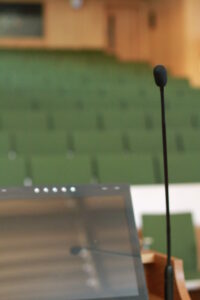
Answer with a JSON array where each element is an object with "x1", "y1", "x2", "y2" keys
[{"x1": 0, "y1": 185, "x2": 148, "y2": 300}]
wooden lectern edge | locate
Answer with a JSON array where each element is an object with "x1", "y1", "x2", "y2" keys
[
  {"x1": 142, "y1": 251, "x2": 191, "y2": 299},
  {"x1": 173, "y1": 255, "x2": 191, "y2": 300}
]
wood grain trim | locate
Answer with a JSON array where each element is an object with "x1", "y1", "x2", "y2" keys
[{"x1": 144, "y1": 252, "x2": 191, "y2": 300}]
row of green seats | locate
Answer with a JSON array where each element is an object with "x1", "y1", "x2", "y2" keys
[
  {"x1": 161, "y1": 153, "x2": 200, "y2": 183},
  {"x1": 97, "y1": 153, "x2": 200, "y2": 184},
  {"x1": 0, "y1": 94, "x2": 199, "y2": 111},
  {"x1": 0, "y1": 85, "x2": 196, "y2": 93},
  {"x1": 0, "y1": 77, "x2": 193, "y2": 91},
  {"x1": 0, "y1": 98, "x2": 162, "y2": 111},
  {"x1": 0, "y1": 129, "x2": 200, "y2": 156},
  {"x1": 0, "y1": 110, "x2": 198, "y2": 131},
  {"x1": 0, "y1": 155, "x2": 156, "y2": 186},
  {"x1": 0, "y1": 152, "x2": 200, "y2": 187},
  {"x1": 0, "y1": 52, "x2": 198, "y2": 103}
]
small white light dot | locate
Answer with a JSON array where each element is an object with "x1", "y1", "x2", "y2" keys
[
  {"x1": 52, "y1": 187, "x2": 58, "y2": 193},
  {"x1": 61, "y1": 187, "x2": 67, "y2": 192},
  {"x1": 70, "y1": 187, "x2": 76, "y2": 192},
  {"x1": 114, "y1": 186, "x2": 120, "y2": 190},
  {"x1": 43, "y1": 187, "x2": 49, "y2": 193},
  {"x1": 1, "y1": 189, "x2": 7, "y2": 193},
  {"x1": 34, "y1": 188, "x2": 40, "y2": 194},
  {"x1": 102, "y1": 187, "x2": 108, "y2": 191}
]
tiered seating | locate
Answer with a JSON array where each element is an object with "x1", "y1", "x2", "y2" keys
[
  {"x1": 52, "y1": 111, "x2": 99, "y2": 131},
  {"x1": 157, "y1": 153, "x2": 200, "y2": 183},
  {"x1": 1, "y1": 111, "x2": 48, "y2": 131},
  {"x1": 38, "y1": 98, "x2": 81, "y2": 111},
  {"x1": 0, "y1": 132, "x2": 11, "y2": 155},
  {"x1": 0, "y1": 158, "x2": 26, "y2": 186},
  {"x1": 102, "y1": 111, "x2": 148, "y2": 130},
  {"x1": 127, "y1": 130, "x2": 179, "y2": 153},
  {"x1": 31, "y1": 156, "x2": 92, "y2": 185},
  {"x1": 149, "y1": 111, "x2": 196, "y2": 129},
  {"x1": 73, "y1": 131, "x2": 125, "y2": 154},
  {"x1": 15, "y1": 131, "x2": 68, "y2": 156},
  {"x1": 0, "y1": 98, "x2": 34, "y2": 110},
  {"x1": 96, "y1": 154, "x2": 156, "y2": 184},
  {"x1": 81, "y1": 98, "x2": 122, "y2": 110},
  {"x1": 0, "y1": 51, "x2": 198, "y2": 186},
  {"x1": 179, "y1": 130, "x2": 200, "y2": 151}
]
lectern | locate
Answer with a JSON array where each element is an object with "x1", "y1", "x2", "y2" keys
[{"x1": 0, "y1": 184, "x2": 190, "y2": 300}]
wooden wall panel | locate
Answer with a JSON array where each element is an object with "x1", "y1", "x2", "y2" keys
[
  {"x1": 45, "y1": 0, "x2": 105, "y2": 49},
  {"x1": 137, "y1": 4, "x2": 149, "y2": 62},
  {"x1": 113, "y1": 8, "x2": 138, "y2": 61},
  {"x1": 183, "y1": 0, "x2": 200, "y2": 86},
  {"x1": 147, "y1": 0, "x2": 186, "y2": 77},
  {"x1": 167, "y1": 0, "x2": 186, "y2": 77},
  {"x1": 146, "y1": 0, "x2": 200, "y2": 86},
  {"x1": 105, "y1": 0, "x2": 149, "y2": 62}
]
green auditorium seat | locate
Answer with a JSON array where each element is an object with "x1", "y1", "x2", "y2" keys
[
  {"x1": 168, "y1": 89, "x2": 200, "y2": 103},
  {"x1": 0, "y1": 132, "x2": 11, "y2": 155},
  {"x1": 127, "y1": 130, "x2": 179, "y2": 153},
  {"x1": 122, "y1": 95, "x2": 162, "y2": 111},
  {"x1": 96, "y1": 154, "x2": 156, "y2": 184},
  {"x1": 157, "y1": 153, "x2": 200, "y2": 183},
  {"x1": 81, "y1": 98, "x2": 122, "y2": 110},
  {"x1": 149, "y1": 111, "x2": 195, "y2": 129},
  {"x1": 1, "y1": 112, "x2": 48, "y2": 131},
  {"x1": 168, "y1": 98, "x2": 200, "y2": 110},
  {"x1": 102, "y1": 111, "x2": 147, "y2": 130},
  {"x1": 142, "y1": 213, "x2": 200, "y2": 281},
  {"x1": 0, "y1": 98, "x2": 34, "y2": 110},
  {"x1": 15, "y1": 131, "x2": 68, "y2": 156},
  {"x1": 31, "y1": 155, "x2": 92, "y2": 185},
  {"x1": 52, "y1": 111, "x2": 98, "y2": 131},
  {"x1": 0, "y1": 157, "x2": 26, "y2": 187},
  {"x1": 73, "y1": 131, "x2": 125, "y2": 154},
  {"x1": 180, "y1": 130, "x2": 200, "y2": 152},
  {"x1": 38, "y1": 98, "x2": 80, "y2": 110}
]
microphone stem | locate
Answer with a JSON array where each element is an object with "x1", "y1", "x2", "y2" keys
[
  {"x1": 160, "y1": 87, "x2": 171, "y2": 266},
  {"x1": 160, "y1": 87, "x2": 174, "y2": 300}
]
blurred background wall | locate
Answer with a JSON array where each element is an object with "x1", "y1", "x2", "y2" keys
[{"x1": 0, "y1": 0, "x2": 199, "y2": 85}]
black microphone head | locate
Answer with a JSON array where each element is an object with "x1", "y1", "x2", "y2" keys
[
  {"x1": 70, "y1": 246, "x2": 82, "y2": 255},
  {"x1": 153, "y1": 65, "x2": 167, "y2": 88}
]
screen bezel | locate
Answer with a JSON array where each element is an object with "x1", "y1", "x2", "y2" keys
[{"x1": 0, "y1": 184, "x2": 148, "y2": 300}]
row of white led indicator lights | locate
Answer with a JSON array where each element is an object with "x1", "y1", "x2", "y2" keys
[{"x1": 0, "y1": 186, "x2": 121, "y2": 193}]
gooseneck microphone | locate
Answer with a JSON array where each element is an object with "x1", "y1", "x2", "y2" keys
[{"x1": 153, "y1": 65, "x2": 173, "y2": 300}]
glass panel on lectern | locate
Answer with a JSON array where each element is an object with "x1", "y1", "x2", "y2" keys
[{"x1": 0, "y1": 185, "x2": 148, "y2": 300}]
